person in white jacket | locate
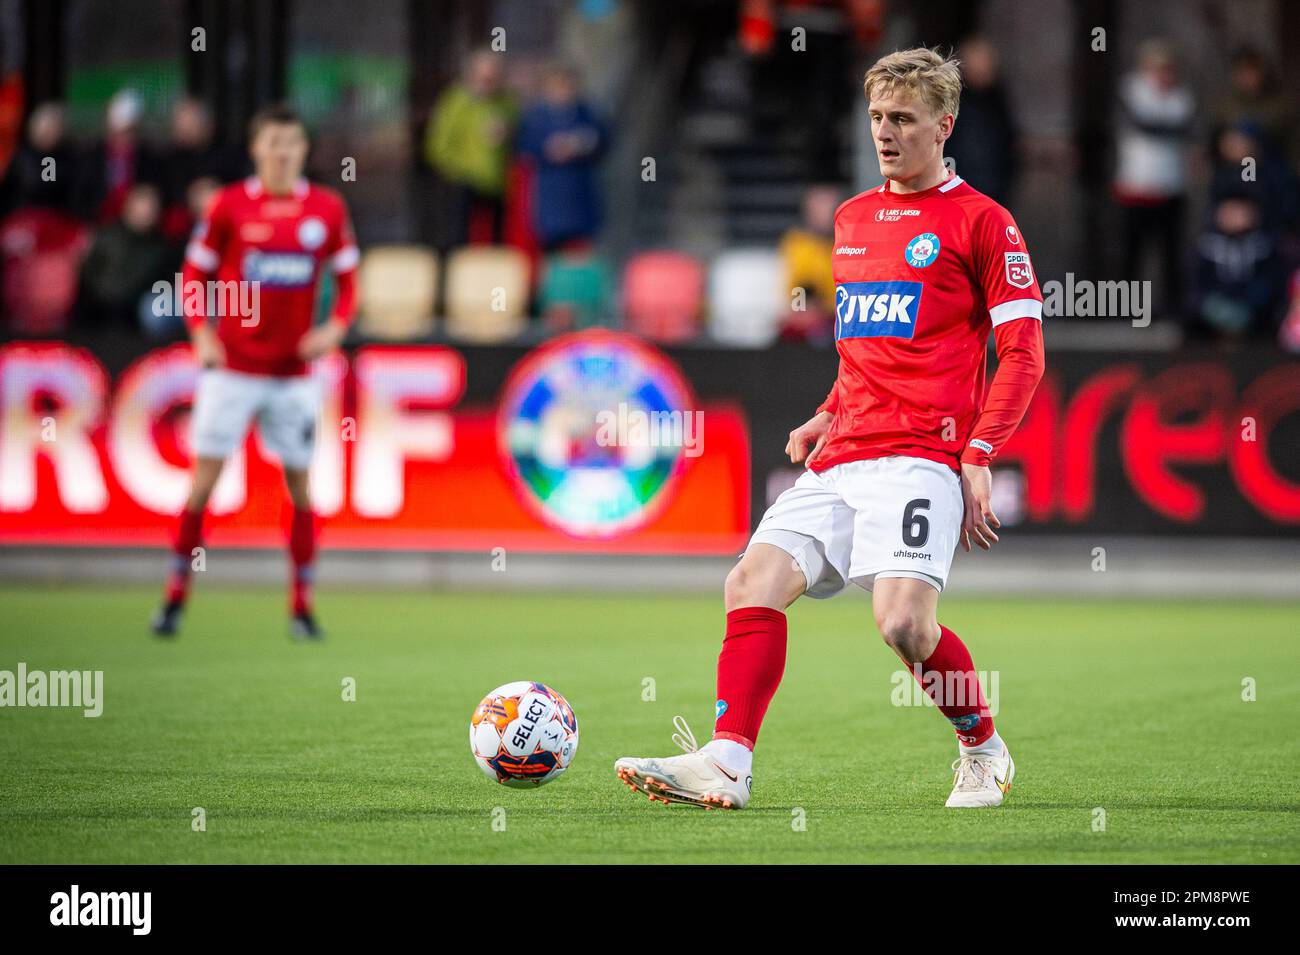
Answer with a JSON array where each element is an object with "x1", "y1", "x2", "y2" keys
[{"x1": 1113, "y1": 39, "x2": 1196, "y2": 318}]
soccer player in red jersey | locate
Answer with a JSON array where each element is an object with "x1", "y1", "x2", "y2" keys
[
  {"x1": 617, "y1": 48, "x2": 1046, "y2": 808},
  {"x1": 151, "y1": 105, "x2": 358, "y2": 640}
]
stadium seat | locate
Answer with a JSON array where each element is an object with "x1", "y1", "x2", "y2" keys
[
  {"x1": 707, "y1": 248, "x2": 784, "y2": 347},
  {"x1": 538, "y1": 252, "x2": 614, "y2": 331},
  {"x1": 622, "y1": 250, "x2": 704, "y2": 344},
  {"x1": 356, "y1": 245, "x2": 438, "y2": 341},
  {"x1": 443, "y1": 245, "x2": 530, "y2": 343}
]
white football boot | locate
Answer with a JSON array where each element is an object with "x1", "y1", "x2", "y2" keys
[
  {"x1": 945, "y1": 742, "x2": 1015, "y2": 808},
  {"x1": 615, "y1": 716, "x2": 751, "y2": 810}
]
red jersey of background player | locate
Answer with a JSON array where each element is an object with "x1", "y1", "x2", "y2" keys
[
  {"x1": 182, "y1": 176, "x2": 359, "y2": 377},
  {"x1": 814, "y1": 173, "x2": 1045, "y2": 472}
]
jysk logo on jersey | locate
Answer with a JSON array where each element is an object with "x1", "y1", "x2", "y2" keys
[
  {"x1": 241, "y1": 250, "x2": 315, "y2": 288},
  {"x1": 904, "y1": 232, "x2": 940, "y2": 268},
  {"x1": 835, "y1": 281, "x2": 922, "y2": 340}
]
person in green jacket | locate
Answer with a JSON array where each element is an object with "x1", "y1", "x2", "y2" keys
[{"x1": 424, "y1": 49, "x2": 518, "y2": 245}]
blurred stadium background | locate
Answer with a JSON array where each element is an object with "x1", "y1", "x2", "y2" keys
[{"x1": 0, "y1": 0, "x2": 1297, "y2": 598}]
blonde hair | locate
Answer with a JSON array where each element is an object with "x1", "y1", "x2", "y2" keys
[{"x1": 863, "y1": 47, "x2": 962, "y2": 120}]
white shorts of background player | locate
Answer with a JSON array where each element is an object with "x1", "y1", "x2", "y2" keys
[{"x1": 190, "y1": 368, "x2": 321, "y2": 471}]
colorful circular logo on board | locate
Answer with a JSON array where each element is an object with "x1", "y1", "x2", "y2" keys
[
  {"x1": 904, "y1": 232, "x2": 940, "y2": 268},
  {"x1": 497, "y1": 330, "x2": 696, "y2": 539}
]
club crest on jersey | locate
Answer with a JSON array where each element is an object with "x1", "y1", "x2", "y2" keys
[
  {"x1": 297, "y1": 216, "x2": 327, "y2": 250},
  {"x1": 835, "y1": 281, "x2": 922, "y2": 340},
  {"x1": 1004, "y1": 251, "x2": 1034, "y2": 289},
  {"x1": 904, "y1": 232, "x2": 940, "y2": 268}
]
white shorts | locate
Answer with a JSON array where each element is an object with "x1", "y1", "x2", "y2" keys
[
  {"x1": 748, "y1": 456, "x2": 963, "y2": 596},
  {"x1": 191, "y1": 368, "x2": 320, "y2": 470}
]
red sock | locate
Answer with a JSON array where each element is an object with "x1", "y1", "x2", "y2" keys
[
  {"x1": 914, "y1": 625, "x2": 994, "y2": 746},
  {"x1": 164, "y1": 508, "x2": 205, "y2": 605},
  {"x1": 289, "y1": 507, "x2": 317, "y2": 614},
  {"x1": 712, "y1": 607, "x2": 787, "y2": 749}
]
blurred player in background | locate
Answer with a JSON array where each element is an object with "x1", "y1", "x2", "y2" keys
[
  {"x1": 617, "y1": 48, "x2": 1045, "y2": 809},
  {"x1": 151, "y1": 104, "x2": 358, "y2": 640}
]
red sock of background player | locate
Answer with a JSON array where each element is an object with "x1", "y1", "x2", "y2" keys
[
  {"x1": 164, "y1": 508, "x2": 205, "y2": 606},
  {"x1": 289, "y1": 507, "x2": 317, "y2": 615},
  {"x1": 704, "y1": 607, "x2": 787, "y2": 772},
  {"x1": 915, "y1": 625, "x2": 1002, "y2": 755}
]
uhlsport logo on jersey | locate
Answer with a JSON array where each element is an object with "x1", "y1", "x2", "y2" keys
[
  {"x1": 904, "y1": 232, "x2": 941, "y2": 268},
  {"x1": 835, "y1": 281, "x2": 922, "y2": 340}
]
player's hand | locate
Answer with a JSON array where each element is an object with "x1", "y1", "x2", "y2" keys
[
  {"x1": 959, "y1": 462, "x2": 1001, "y2": 552},
  {"x1": 786, "y1": 411, "x2": 834, "y2": 467},
  {"x1": 298, "y1": 318, "x2": 347, "y2": 361},
  {"x1": 191, "y1": 325, "x2": 225, "y2": 369}
]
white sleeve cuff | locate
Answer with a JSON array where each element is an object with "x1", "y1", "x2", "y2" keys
[
  {"x1": 185, "y1": 241, "x2": 219, "y2": 271},
  {"x1": 330, "y1": 245, "x2": 360, "y2": 273},
  {"x1": 989, "y1": 299, "x2": 1043, "y2": 327}
]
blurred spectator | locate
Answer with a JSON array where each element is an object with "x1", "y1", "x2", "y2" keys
[
  {"x1": 157, "y1": 98, "x2": 243, "y2": 241},
  {"x1": 1192, "y1": 193, "x2": 1284, "y2": 340},
  {"x1": 184, "y1": 176, "x2": 221, "y2": 234},
  {"x1": 1210, "y1": 47, "x2": 1297, "y2": 166},
  {"x1": 74, "y1": 89, "x2": 163, "y2": 223},
  {"x1": 423, "y1": 50, "x2": 518, "y2": 246},
  {"x1": 945, "y1": 37, "x2": 1019, "y2": 206},
  {"x1": 0, "y1": 206, "x2": 88, "y2": 334},
  {"x1": 1113, "y1": 40, "x2": 1195, "y2": 316},
  {"x1": 1278, "y1": 270, "x2": 1300, "y2": 352},
  {"x1": 0, "y1": 103, "x2": 79, "y2": 217},
  {"x1": 79, "y1": 183, "x2": 173, "y2": 329},
  {"x1": 515, "y1": 63, "x2": 607, "y2": 252},
  {"x1": 777, "y1": 184, "x2": 838, "y2": 345},
  {"x1": 1208, "y1": 121, "x2": 1298, "y2": 235}
]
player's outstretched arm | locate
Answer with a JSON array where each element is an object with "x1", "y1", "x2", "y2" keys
[
  {"x1": 958, "y1": 319, "x2": 1045, "y2": 552},
  {"x1": 297, "y1": 317, "x2": 348, "y2": 361},
  {"x1": 189, "y1": 324, "x2": 225, "y2": 369},
  {"x1": 959, "y1": 462, "x2": 1000, "y2": 552},
  {"x1": 786, "y1": 410, "x2": 834, "y2": 467},
  {"x1": 299, "y1": 208, "x2": 360, "y2": 362},
  {"x1": 182, "y1": 191, "x2": 230, "y2": 370},
  {"x1": 181, "y1": 257, "x2": 224, "y2": 369}
]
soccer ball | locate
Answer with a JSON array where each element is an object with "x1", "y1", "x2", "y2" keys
[{"x1": 469, "y1": 681, "x2": 579, "y2": 787}]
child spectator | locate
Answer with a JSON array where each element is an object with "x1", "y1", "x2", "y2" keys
[
  {"x1": 79, "y1": 183, "x2": 173, "y2": 329},
  {"x1": 1193, "y1": 193, "x2": 1285, "y2": 340}
]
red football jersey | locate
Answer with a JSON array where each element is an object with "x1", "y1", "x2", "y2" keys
[
  {"x1": 184, "y1": 177, "x2": 359, "y2": 377},
  {"x1": 812, "y1": 173, "x2": 1044, "y2": 473}
]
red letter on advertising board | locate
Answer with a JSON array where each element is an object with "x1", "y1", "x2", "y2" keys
[
  {"x1": 1230, "y1": 364, "x2": 1300, "y2": 522},
  {"x1": 1121, "y1": 364, "x2": 1233, "y2": 522}
]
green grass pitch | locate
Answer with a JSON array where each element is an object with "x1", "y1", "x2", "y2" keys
[{"x1": 1, "y1": 584, "x2": 1297, "y2": 864}]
